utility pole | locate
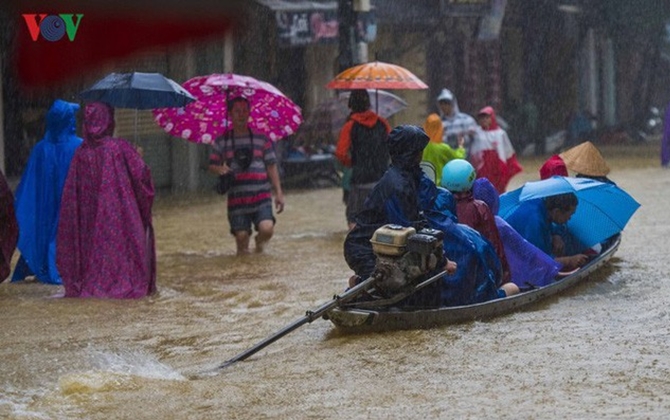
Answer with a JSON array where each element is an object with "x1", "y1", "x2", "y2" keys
[{"x1": 337, "y1": 0, "x2": 356, "y2": 72}]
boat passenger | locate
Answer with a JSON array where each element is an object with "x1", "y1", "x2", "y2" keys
[
  {"x1": 559, "y1": 141, "x2": 616, "y2": 185},
  {"x1": 343, "y1": 125, "x2": 456, "y2": 306},
  {"x1": 441, "y1": 159, "x2": 512, "y2": 287},
  {"x1": 539, "y1": 154, "x2": 568, "y2": 180},
  {"x1": 418, "y1": 177, "x2": 517, "y2": 304},
  {"x1": 472, "y1": 178, "x2": 561, "y2": 288},
  {"x1": 503, "y1": 192, "x2": 589, "y2": 271}
]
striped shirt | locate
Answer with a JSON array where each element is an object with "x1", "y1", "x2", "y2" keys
[{"x1": 209, "y1": 130, "x2": 277, "y2": 216}]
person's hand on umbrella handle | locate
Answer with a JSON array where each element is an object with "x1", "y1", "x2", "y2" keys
[{"x1": 274, "y1": 192, "x2": 285, "y2": 214}]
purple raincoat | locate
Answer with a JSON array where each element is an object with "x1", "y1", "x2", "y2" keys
[
  {"x1": 57, "y1": 102, "x2": 156, "y2": 298},
  {"x1": 473, "y1": 178, "x2": 560, "y2": 288},
  {"x1": 662, "y1": 104, "x2": 670, "y2": 167}
]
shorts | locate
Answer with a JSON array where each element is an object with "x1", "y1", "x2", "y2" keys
[
  {"x1": 228, "y1": 205, "x2": 275, "y2": 235},
  {"x1": 346, "y1": 183, "x2": 375, "y2": 223}
]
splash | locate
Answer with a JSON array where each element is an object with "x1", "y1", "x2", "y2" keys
[{"x1": 59, "y1": 349, "x2": 184, "y2": 395}]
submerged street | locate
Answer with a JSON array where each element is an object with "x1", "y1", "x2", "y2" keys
[{"x1": 1, "y1": 143, "x2": 669, "y2": 419}]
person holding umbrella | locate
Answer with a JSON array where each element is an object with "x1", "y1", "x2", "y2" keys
[
  {"x1": 57, "y1": 102, "x2": 156, "y2": 299},
  {"x1": 208, "y1": 96, "x2": 285, "y2": 255},
  {"x1": 503, "y1": 192, "x2": 589, "y2": 272},
  {"x1": 335, "y1": 89, "x2": 391, "y2": 231}
]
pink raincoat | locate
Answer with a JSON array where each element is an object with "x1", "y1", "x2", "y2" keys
[{"x1": 57, "y1": 102, "x2": 156, "y2": 298}]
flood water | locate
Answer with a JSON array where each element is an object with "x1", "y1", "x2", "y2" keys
[{"x1": 1, "y1": 142, "x2": 669, "y2": 419}]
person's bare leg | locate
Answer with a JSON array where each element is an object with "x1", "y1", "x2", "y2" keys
[
  {"x1": 254, "y1": 220, "x2": 274, "y2": 253},
  {"x1": 234, "y1": 230, "x2": 251, "y2": 255},
  {"x1": 500, "y1": 282, "x2": 520, "y2": 297}
]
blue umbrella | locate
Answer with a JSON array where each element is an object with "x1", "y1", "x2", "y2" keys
[
  {"x1": 499, "y1": 176, "x2": 640, "y2": 248},
  {"x1": 79, "y1": 72, "x2": 196, "y2": 109}
]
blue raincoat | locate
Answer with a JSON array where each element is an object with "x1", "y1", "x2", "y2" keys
[
  {"x1": 344, "y1": 125, "x2": 429, "y2": 280},
  {"x1": 419, "y1": 179, "x2": 501, "y2": 306},
  {"x1": 12, "y1": 99, "x2": 83, "y2": 284},
  {"x1": 343, "y1": 125, "x2": 445, "y2": 306},
  {"x1": 473, "y1": 178, "x2": 560, "y2": 288}
]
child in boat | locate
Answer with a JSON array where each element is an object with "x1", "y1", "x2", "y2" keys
[
  {"x1": 441, "y1": 159, "x2": 513, "y2": 289},
  {"x1": 418, "y1": 177, "x2": 518, "y2": 304},
  {"x1": 472, "y1": 178, "x2": 561, "y2": 288}
]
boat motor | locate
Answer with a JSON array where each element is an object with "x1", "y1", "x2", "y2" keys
[{"x1": 369, "y1": 224, "x2": 444, "y2": 296}]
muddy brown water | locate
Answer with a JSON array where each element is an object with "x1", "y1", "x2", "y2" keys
[{"x1": 1, "y1": 141, "x2": 669, "y2": 419}]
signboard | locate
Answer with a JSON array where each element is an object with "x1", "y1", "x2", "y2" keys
[
  {"x1": 275, "y1": 10, "x2": 376, "y2": 47},
  {"x1": 440, "y1": 0, "x2": 491, "y2": 17},
  {"x1": 477, "y1": 0, "x2": 506, "y2": 40}
]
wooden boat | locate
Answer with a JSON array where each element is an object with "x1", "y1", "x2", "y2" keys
[{"x1": 326, "y1": 234, "x2": 621, "y2": 334}]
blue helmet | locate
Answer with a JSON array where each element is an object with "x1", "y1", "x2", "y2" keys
[{"x1": 441, "y1": 159, "x2": 476, "y2": 192}]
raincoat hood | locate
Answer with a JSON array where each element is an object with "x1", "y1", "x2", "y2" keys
[
  {"x1": 423, "y1": 113, "x2": 443, "y2": 144},
  {"x1": 45, "y1": 100, "x2": 80, "y2": 143},
  {"x1": 388, "y1": 125, "x2": 429, "y2": 170},
  {"x1": 472, "y1": 177, "x2": 500, "y2": 215},
  {"x1": 477, "y1": 106, "x2": 499, "y2": 131},
  {"x1": 349, "y1": 109, "x2": 384, "y2": 128},
  {"x1": 84, "y1": 102, "x2": 115, "y2": 143},
  {"x1": 436, "y1": 88, "x2": 461, "y2": 118},
  {"x1": 539, "y1": 155, "x2": 568, "y2": 180}
]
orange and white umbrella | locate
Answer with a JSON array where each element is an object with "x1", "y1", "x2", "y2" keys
[{"x1": 326, "y1": 61, "x2": 428, "y2": 90}]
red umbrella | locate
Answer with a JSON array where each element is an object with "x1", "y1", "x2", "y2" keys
[{"x1": 326, "y1": 61, "x2": 428, "y2": 90}]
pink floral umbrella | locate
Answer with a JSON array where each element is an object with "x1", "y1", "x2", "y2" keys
[{"x1": 152, "y1": 73, "x2": 303, "y2": 144}]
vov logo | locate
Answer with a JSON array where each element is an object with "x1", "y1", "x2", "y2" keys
[{"x1": 22, "y1": 14, "x2": 84, "y2": 42}]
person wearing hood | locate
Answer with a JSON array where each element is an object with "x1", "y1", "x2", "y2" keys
[
  {"x1": 0, "y1": 168, "x2": 18, "y2": 282},
  {"x1": 344, "y1": 125, "x2": 456, "y2": 306},
  {"x1": 436, "y1": 88, "x2": 478, "y2": 150},
  {"x1": 539, "y1": 154, "x2": 569, "y2": 180},
  {"x1": 57, "y1": 102, "x2": 156, "y2": 299},
  {"x1": 421, "y1": 113, "x2": 466, "y2": 187},
  {"x1": 335, "y1": 89, "x2": 391, "y2": 230},
  {"x1": 11, "y1": 99, "x2": 83, "y2": 285},
  {"x1": 469, "y1": 106, "x2": 523, "y2": 193},
  {"x1": 419, "y1": 176, "x2": 517, "y2": 305},
  {"x1": 472, "y1": 178, "x2": 561, "y2": 288},
  {"x1": 441, "y1": 159, "x2": 512, "y2": 287}
]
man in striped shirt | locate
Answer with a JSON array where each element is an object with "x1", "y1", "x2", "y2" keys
[{"x1": 209, "y1": 97, "x2": 285, "y2": 255}]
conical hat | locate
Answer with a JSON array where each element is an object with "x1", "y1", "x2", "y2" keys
[{"x1": 559, "y1": 141, "x2": 610, "y2": 176}]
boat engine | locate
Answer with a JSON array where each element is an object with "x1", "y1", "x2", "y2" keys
[{"x1": 369, "y1": 224, "x2": 444, "y2": 296}]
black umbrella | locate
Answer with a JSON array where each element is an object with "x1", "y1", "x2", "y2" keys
[
  {"x1": 80, "y1": 72, "x2": 196, "y2": 109},
  {"x1": 80, "y1": 72, "x2": 196, "y2": 143}
]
